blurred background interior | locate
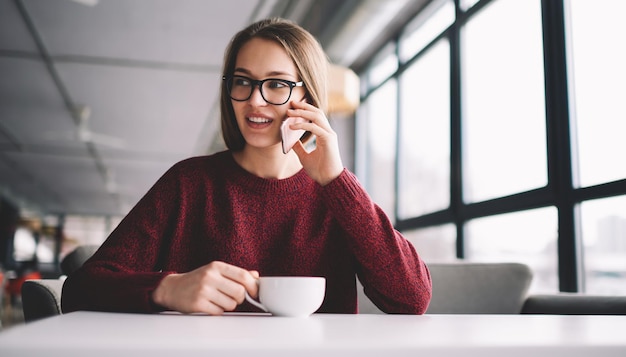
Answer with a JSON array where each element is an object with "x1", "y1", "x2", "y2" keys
[{"x1": 1, "y1": 0, "x2": 625, "y2": 328}]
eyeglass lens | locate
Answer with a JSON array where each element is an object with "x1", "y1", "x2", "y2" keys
[{"x1": 227, "y1": 76, "x2": 295, "y2": 105}]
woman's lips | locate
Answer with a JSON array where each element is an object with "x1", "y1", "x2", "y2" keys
[{"x1": 247, "y1": 116, "x2": 273, "y2": 129}]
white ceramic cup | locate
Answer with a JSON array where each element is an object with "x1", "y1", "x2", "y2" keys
[{"x1": 244, "y1": 276, "x2": 326, "y2": 317}]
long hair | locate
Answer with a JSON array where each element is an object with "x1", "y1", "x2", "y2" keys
[{"x1": 220, "y1": 18, "x2": 328, "y2": 151}]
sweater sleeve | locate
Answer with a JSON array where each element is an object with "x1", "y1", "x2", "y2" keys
[
  {"x1": 321, "y1": 169, "x2": 432, "y2": 314},
  {"x1": 61, "y1": 164, "x2": 182, "y2": 314}
]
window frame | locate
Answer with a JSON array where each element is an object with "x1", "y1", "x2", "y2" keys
[{"x1": 355, "y1": 0, "x2": 626, "y2": 293}]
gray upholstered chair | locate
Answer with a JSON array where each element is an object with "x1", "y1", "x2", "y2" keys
[
  {"x1": 356, "y1": 278, "x2": 383, "y2": 314},
  {"x1": 357, "y1": 261, "x2": 533, "y2": 314},
  {"x1": 521, "y1": 293, "x2": 626, "y2": 315},
  {"x1": 358, "y1": 261, "x2": 626, "y2": 315},
  {"x1": 59, "y1": 244, "x2": 100, "y2": 276},
  {"x1": 425, "y1": 262, "x2": 533, "y2": 314},
  {"x1": 21, "y1": 279, "x2": 65, "y2": 322},
  {"x1": 21, "y1": 244, "x2": 99, "y2": 322}
]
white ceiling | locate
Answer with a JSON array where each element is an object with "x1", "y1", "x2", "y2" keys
[{"x1": 0, "y1": 0, "x2": 429, "y2": 217}]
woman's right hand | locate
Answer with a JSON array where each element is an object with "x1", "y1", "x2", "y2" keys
[{"x1": 151, "y1": 261, "x2": 259, "y2": 315}]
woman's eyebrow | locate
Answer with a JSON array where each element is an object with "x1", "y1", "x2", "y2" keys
[
  {"x1": 233, "y1": 67, "x2": 296, "y2": 78},
  {"x1": 233, "y1": 67, "x2": 252, "y2": 75}
]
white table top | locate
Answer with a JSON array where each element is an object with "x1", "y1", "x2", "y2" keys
[{"x1": 0, "y1": 311, "x2": 625, "y2": 357}]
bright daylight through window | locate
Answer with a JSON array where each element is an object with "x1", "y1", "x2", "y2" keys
[
  {"x1": 569, "y1": 0, "x2": 626, "y2": 294},
  {"x1": 358, "y1": 0, "x2": 626, "y2": 294}
]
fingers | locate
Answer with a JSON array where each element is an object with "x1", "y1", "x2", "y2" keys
[
  {"x1": 292, "y1": 140, "x2": 308, "y2": 156},
  {"x1": 153, "y1": 261, "x2": 259, "y2": 315},
  {"x1": 287, "y1": 100, "x2": 344, "y2": 186},
  {"x1": 215, "y1": 262, "x2": 259, "y2": 300},
  {"x1": 287, "y1": 101, "x2": 332, "y2": 133}
]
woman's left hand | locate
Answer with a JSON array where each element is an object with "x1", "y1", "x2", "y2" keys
[{"x1": 288, "y1": 100, "x2": 344, "y2": 186}]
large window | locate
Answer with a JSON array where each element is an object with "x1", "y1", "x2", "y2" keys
[
  {"x1": 356, "y1": 0, "x2": 626, "y2": 295},
  {"x1": 403, "y1": 224, "x2": 457, "y2": 262},
  {"x1": 361, "y1": 78, "x2": 398, "y2": 219},
  {"x1": 462, "y1": 0, "x2": 547, "y2": 203},
  {"x1": 567, "y1": 0, "x2": 626, "y2": 188},
  {"x1": 580, "y1": 196, "x2": 626, "y2": 294},
  {"x1": 465, "y1": 207, "x2": 558, "y2": 293},
  {"x1": 565, "y1": 0, "x2": 626, "y2": 294},
  {"x1": 398, "y1": 39, "x2": 450, "y2": 218}
]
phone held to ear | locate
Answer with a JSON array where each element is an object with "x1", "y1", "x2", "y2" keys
[{"x1": 281, "y1": 117, "x2": 307, "y2": 154}]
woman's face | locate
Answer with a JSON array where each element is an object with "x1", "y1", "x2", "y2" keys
[{"x1": 231, "y1": 37, "x2": 305, "y2": 152}]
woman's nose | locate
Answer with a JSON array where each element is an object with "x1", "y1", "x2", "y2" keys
[{"x1": 248, "y1": 85, "x2": 267, "y2": 105}]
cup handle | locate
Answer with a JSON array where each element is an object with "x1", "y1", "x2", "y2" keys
[{"x1": 244, "y1": 291, "x2": 268, "y2": 312}]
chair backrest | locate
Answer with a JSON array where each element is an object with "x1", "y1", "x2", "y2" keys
[
  {"x1": 21, "y1": 279, "x2": 64, "y2": 322},
  {"x1": 357, "y1": 262, "x2": 533, "y2": 314},
  {"x1": 425, "y1": 262, "x2": 533, "y2": 314},
  {"x1": 21, "y1": 244, "x2": 99, "y2": 323},
  {"x1": 356, "y1": 278, "x2": 384, "y2": 314},
  {"x1": 522, "y1": 293, "x2": 626, "y2": 315},
  {"x1": 60, "y1": 244, "x2": 99, "y2": 276}
]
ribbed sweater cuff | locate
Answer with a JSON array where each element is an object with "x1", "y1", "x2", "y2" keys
[
  {"x1": 321, "y1": 169, "x2": 370, "y2": 213},
  {"x1": 113, "y1": 272, "x2": 173, "y2": 313}
]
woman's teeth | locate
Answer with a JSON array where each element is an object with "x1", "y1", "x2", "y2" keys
[{"x1": 248, "y1": 117, "x2": 271, "y2": 123}]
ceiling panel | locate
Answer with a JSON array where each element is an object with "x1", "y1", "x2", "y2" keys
[
  {"x1": 1, "y1": 152, "x2": 74, "y2": 213},
  {"x1": 23, "y1": 0, "x2": 254, "y2": 65},
  {"x1": 1, "y1": 0, "x2": 408, "y2": 217},
  {"x1": 0, "y1": 0, "x2": 38, "y2": 52},
  {"x1": 0, "y1": 154, "x2": 62, "y2": 212},
  {"x1": 55, "y1": 61, "x2": 218, "y2": 154},
  {"x1": 105, "y1": 157, "x2": 174, "y2": 209},
  {"x1": 0, "y1": 0, "x2": 272, "y2": 216},
  {"x1": 0, "y1": 57, "x2": 73, "y2": 140}
]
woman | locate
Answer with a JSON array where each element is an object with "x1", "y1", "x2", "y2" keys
[{"x1": 61, "y1": 18, "x2": 432, "y2": 315}]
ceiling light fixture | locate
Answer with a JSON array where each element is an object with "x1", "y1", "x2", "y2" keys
[
  {"x1": 328, "y1": 64, "x2": 360, "y2": 115},
  {"x1": 69, "y1": 0, "x2": 99, "y2": 6}
]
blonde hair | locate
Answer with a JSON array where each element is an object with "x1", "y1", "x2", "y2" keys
[{"x1": 220, "y1": 18, "x2": 328, "y2": 151}]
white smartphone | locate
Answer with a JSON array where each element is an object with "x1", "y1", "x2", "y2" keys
[{"x1": 280, "y1": 117, "x2": 307, "y2": 154}]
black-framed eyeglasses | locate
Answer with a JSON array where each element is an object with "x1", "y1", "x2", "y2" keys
[{"x1": 223, "y1": 75, "x2": 304, "y2": 105}]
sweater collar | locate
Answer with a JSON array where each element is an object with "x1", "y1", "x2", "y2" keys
[{"x1": 223, "y1": 151, "x2": 314, "y2": 195}]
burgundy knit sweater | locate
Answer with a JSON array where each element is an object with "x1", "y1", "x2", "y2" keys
[{"x1": 61, "y1": 151, "x2": 431, "y2": 314}]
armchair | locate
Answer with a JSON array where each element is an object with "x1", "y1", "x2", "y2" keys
[
  {"x1": 425, "y1": 262, "x2": 533, "y2": 314},
  {"x1": 521, "y1": 293, "x2": 626, "y2": 315},
  {"x1": 358, "y1": 261, "x2": 626, "y2": 315},
  {"x1": 21, "y1": 244, "x2": 99, "y2": 322},
  {"x1": 358, "y1": 262, "x2": 533, "y2": 314}
]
